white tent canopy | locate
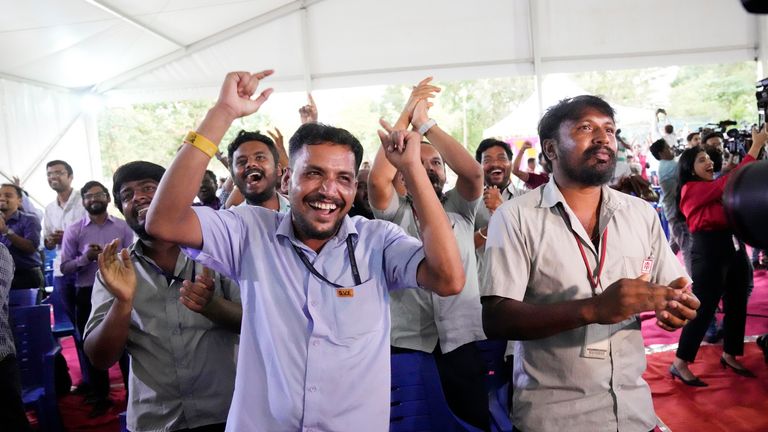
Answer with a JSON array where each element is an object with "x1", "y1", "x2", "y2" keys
[{"x1": 1, "y1": 0, "x2": 766, "y2": 203}]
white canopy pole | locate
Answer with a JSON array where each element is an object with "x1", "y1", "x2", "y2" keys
[{"x1": 528, "y1": 0, "x2": 543, "y2": 118}]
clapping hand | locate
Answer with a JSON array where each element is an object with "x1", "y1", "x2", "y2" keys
[{"x1": 97, "y1": 239, "x2": 136, "y2": 304}]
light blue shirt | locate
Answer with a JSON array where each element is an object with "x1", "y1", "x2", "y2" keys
[{"x1": 184, "y1": 205, "x2": 426, "y2": 432}]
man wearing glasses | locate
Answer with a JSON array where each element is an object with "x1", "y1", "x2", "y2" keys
[{"x1": 60, "y1": 180, "x2": 134, "y2": 418}]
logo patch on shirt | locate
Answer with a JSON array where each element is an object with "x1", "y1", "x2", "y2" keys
[{"x1": 336, "y1": 288, "x2": 354, "y2": 298}]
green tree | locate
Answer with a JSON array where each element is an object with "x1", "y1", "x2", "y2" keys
[
  {"x1": 669, "y1": 62, "x2": 757, "y2": 125},
  {"x1": 374, "y1": 76, "x2": 534, "y2": 155},
  {"x1": 99, "y1": 100, "x2": 272, "y2": 179},
  {"x1": 573, "y1": 69, "x2": 659, "y2": 107}
]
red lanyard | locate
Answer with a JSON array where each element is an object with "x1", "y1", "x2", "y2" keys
[{"x1": 573, "y1": 228, "x2": 608, "y2": 293}]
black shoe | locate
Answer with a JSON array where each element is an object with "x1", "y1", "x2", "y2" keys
[
  {"x1": 71, "y1": 382, "x2": 92, "y2": 396},
  {"x1": 757, "y1": 335, "x2": 768, "y2": 363},
  {"x1": 669, "y1": 364, "x2": 708, "y2": 387},
  {"x1": 720, "y1": 357, "x2": 756, "y2": 378},
  {"x1": 87, "y1": 398, "x2": 113, "y2": 418}
]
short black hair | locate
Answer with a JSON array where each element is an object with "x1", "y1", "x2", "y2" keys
[
  {"x1": 664, "y1": 124, "x2": 674, "y2": 134},
  {"x1": 474, "y1": 138, "x2": 512, "y2": 163},
  {"x1": 80, "y1": 181, "x2": 109, "y2": 198},
  {"x1": 46, "y1": 160, "x2": 73, "y2": 176},
  {"x1": 203, "y1": 170, "x2": 217, "y2": 184},
  {"x1": 527, "y1": 157, "x2": 535, "y2": 164},
  {"x1": 686, "y1": 132, "x2": 700, "y2": 142},
  {"x1": 226, "y1": 130, "x2": 278, "y2": 170},
  {"x1": 675, "y1": 146, "x2": 706, "y2": 222},
  {"x1": 701, "y1": 131, "x2": 724, "y2": 145},
  {"x1": 0, "y1": 183, "x2": 22, "y2": 198},
  {"x1": 537, "y1": 95, "x2": 616, "y2": 164},
  {"x1": 112, "y1": 161, "x2": 165, "y2": 213},
  {"x1": 649, "y1": 138, "x2": 668, "y2": 160},
  {"x1": 288, "y1": 123, "x2": 363, "y2": 173}
]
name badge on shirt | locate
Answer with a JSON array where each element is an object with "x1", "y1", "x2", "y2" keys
[
  {"x1": 641, "y1": 256, "x2": 654, "y2": 275},
  {"x1": 336, "y1": 288, "x2": 354, "y2": 298},
  {"x1": 581, "y1": 323, "x2": 610, "y2": 360}
]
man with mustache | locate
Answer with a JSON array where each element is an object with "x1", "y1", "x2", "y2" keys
[
  {"x1": 473, "y1": 138, "x2": 521, "y2": 252},
  {"x1": 226, "y1": 129, "x2": 290, "y2": 212},
  {"x1": 83, "y1": 161, "x2": 242, "y2": 432},
  {"x1": 59, "y1": 180, "x2": 134, "y2": 417},
  {"x1": 193, "y1": 170, "x2": 223, "y2": 210},
  {"x1": 348, "y1": 167, "x2": 374, "y2": 219},
  {"x1": 369, "y1": 78, "x2": 488, "y2": 430},
  {"x1": 144, "y1": 71, "x2": 464, "y2": 431},
  {"x1": 481, "y1": 95, "x2": 701, "y2": 431}
]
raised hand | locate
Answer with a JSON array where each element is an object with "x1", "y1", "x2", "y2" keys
[
  {"x1": 483, "y1": 186, "x2": 503, "y2": 213},
  {"x1": 179, "y1": 267, "x2": 215, "y2": 313},
  {"x1": 377, "y1": 119, "x2": 422, "y2": 171},
  {"x1": 299, "y1": 93, "x2": 318, "y2": 124},
  {"x1": 97, "y1": 239, "x2": 136, "y2": 304},
  {"x1": 751, "y1": 123, "x2": 768, "y2": 150},
  {"x1": 397, "y1": 77, "x2": 440, "y2": 129},
  {"x1": 267, "y1": 127, "x2": 285, "y2": 151},
  {"x1": 521, "y1": 141, "x2": 533, "y2": 151},
  {"x1": 214, "y1": 70, "x2": 274, "y2": 120}
]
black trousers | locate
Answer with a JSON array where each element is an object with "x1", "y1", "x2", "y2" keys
[
  {"x1": 433, "y1": 342, "x2": 490, "y2": 431},
  {"x1": 10, "y1": 266, "x2": 44, "y2": 290},
  {"x1": 0, "y1": 355, "x2": 32, "y2": 431},
  {"x1": 74, "y1": 285, "x2": 110, "y2": 399},
  {"x1": 676, "y1": 231, "x2": 751, "y2": 362}
]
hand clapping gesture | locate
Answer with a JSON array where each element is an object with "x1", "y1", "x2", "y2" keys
[
  {"x1": 97, "y1": 239, "x2": 136, "y2": 304},
  {"x1": 180, "y1": 267, "x2": 216, "y2": 314}
]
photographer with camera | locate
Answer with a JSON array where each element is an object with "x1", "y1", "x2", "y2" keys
[{"x1": 669, "y1": 123, "x2": 768, "y2": 386}]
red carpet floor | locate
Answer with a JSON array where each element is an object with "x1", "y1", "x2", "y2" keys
[
  {"x1": 45, "y1": 337, "x2": 127, "y2": 432},
  {"x1": 641, "y1": 267, "x2": 768, "y2": 432},
  {"x1": 48, "y1": 270, "x2": 768, "y2": 431}
]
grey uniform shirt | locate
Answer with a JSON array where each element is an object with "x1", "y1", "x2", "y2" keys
[
  {"x1": 373, "y1": 188, "x2": 485, "y2": 353},
  {"x1": 481, "y1": 180, "x2": 687, "y2": 432},
  {"x1": 85, "y1": 240, "x2": 241, "y2": 432},
  {"x1": 474, "y1": 184, "x2": 525, "y2": 279}
]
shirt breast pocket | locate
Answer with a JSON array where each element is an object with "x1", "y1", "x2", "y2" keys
[{"x1": 332, "y1": 278, "x2": 384, "y2": 344}]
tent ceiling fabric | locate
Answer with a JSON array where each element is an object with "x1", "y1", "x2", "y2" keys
[{"x1": 0, "y1": 0, "x2": 763, "y2": 101}]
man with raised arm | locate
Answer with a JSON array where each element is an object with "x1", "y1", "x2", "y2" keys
[
  {"x1": 145, "y1": 71, "x2": 464, "y2": 431},
  {"x1": 368, "y1": 78, "x2": 488, "y2": 429},
  {"x1": 481, "y1": 95, "x2": 701, "y2": 431}
]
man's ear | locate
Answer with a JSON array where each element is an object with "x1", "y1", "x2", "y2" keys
[
  {"x1": 281, "y1": 167, "x2": 292, "y2": 191},
  {"x1": 542, "y1": 139, "x2": 558, "y2": 161}
]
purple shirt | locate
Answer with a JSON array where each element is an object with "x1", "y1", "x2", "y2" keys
[
  {"x1": 183, "y1": 206, "x2": 425, "y2": 431},
  {"x1": 0, "y1": 210, "x2": 41, "y2": 269},
  {"x1": 193, "y1": 197, "x2": 222, "y2": 210},
  {"x1": 60, "y1": 215, "x2": 135, "y2": 287}
]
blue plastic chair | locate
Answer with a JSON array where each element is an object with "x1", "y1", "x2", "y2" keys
[
  {"x1": 390, "y1": 351, "x2": 483, "y2": 432},
  {"x1": 10, "y1": 305, "x2": 64, "y2": 432},
  {"x1": 9, "y1": 288, "x2": 39, "y2": 307},
  {"x1": 41, "y1": 288, "x2": 90, "y2": 383},
  {"x1": 475, "y1": 340, "x2": 513, "y2": 432}
]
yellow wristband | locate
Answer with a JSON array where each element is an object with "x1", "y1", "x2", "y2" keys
[{"x1": 184, "y1": 131, "x2": 218, "y2": 158}]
